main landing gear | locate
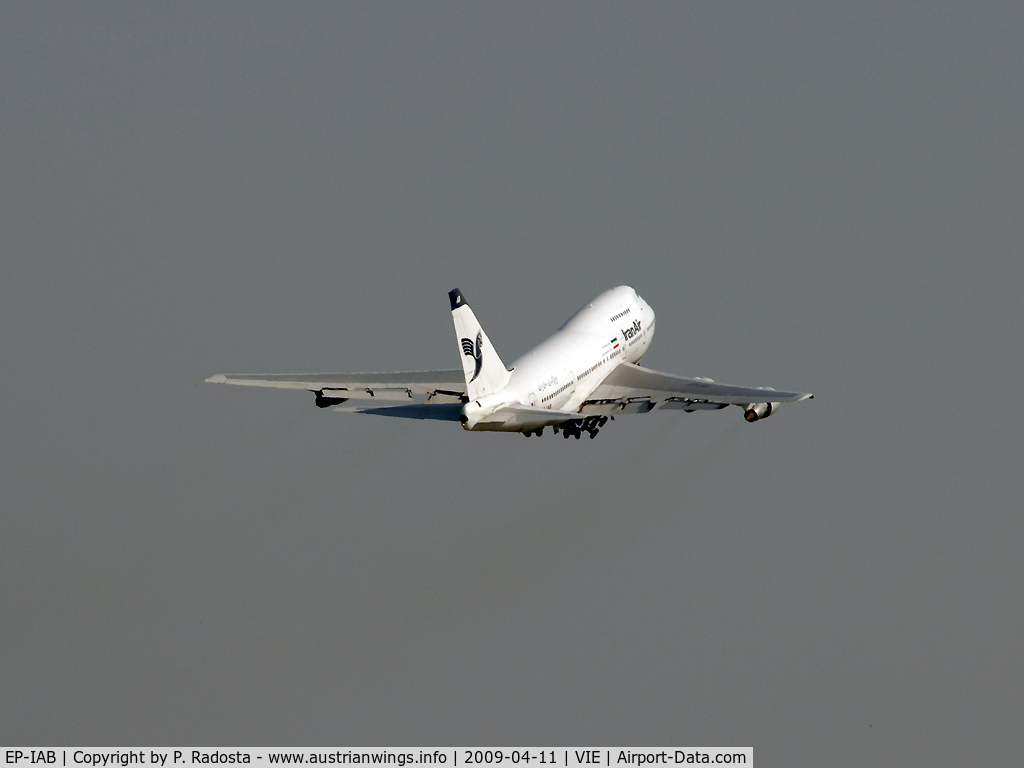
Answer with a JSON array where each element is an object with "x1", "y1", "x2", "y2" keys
[{"x1": 524, "y1": 416, "x2": 609, "y2": 440}]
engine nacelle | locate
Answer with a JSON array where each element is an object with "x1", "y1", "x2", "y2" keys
[{"x1": 743, "y1": 402, "x2": 779, "y2": 422}]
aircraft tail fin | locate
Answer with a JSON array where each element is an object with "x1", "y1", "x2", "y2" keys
[{"x1": 449, "y1": 288, "x2": 511, "y2": 400}]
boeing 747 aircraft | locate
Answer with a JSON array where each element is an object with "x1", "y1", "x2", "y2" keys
[{"x1": 205, "y1": 286, "x2": 812, "y2": 439}]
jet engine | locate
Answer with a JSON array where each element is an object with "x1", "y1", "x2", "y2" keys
[{"x1": 743, "y1": 402, "x2": 779, "y2": 422}]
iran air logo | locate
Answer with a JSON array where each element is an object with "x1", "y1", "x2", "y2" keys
[{"x1": 461, "y1": 331, "x2": 483, "y2": 382}]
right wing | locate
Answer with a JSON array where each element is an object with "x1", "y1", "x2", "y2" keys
[
  {"x1": 584, "y1": 362, "x2": 812, "y2": 413},
  {"x1": 203, "y1": 370, "x2": 467, "y2": 406}
]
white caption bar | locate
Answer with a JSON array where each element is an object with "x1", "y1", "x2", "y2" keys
[{"x1": 3, "y1": 749, "x2": 751, "y2": 768}]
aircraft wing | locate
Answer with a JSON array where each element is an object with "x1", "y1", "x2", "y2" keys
[
  {"x1": 203, "y1": 370, "x2": 467, "y2": 405},
  {"x1": 588, "y1": 362, "x2": 813, "y2": 408}
]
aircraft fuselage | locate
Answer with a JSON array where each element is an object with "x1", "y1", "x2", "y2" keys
[{"x1": 461, "y1": 286, "x2": 654, "y2": 429}]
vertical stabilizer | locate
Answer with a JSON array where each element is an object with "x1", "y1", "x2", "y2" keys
[{"x1": 449, "y1": 288, "x2": 511, "y2": 400}]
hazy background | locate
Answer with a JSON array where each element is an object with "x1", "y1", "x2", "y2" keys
[{"x1": 2, "y1": 3, "x2": 1022, "y2": 763}]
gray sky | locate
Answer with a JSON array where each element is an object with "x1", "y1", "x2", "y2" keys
[{"x1": 2, "y1": 2, "x2": 1022, "y2": 763}]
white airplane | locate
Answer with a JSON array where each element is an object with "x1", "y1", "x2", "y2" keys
[{"x1": 205, "y1": 286, "x2": 812, "y2": 439}]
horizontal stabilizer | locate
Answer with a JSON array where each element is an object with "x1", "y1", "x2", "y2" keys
[
  {"x1": 342, "y1": 403, "x2": 465, "y2": 421},
  {"x1": 471, "y1": 404, "x2": 581, "y2": 432}
]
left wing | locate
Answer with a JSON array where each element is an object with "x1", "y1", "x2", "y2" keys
[
  {"x1": 203, "y1": 370, "x2": 467, "y2": 407},
  {"x1": 585, "y1": 362, "x2": 812, "y2": 413}
]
